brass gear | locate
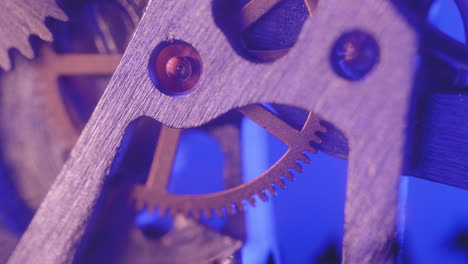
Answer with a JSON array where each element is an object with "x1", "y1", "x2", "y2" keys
[
  {"x1": 0, "y1": 1, "x2": 144, "y2": 261},
  {"x1": 0, "y1": 0, "x2": 67, "y2": 70},
  {"x1": 134, "y1": 104, "x2": 327, "y2": 218},
  {"x1": 0, "y1": 0, "x2": 148, "y2": 211}
]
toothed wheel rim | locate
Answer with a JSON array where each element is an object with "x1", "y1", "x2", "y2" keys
[
  {"x1": 0, "y1": 0, "x2": 67, "y2": 70},
  {"x1": 134, "y1": 104, "x2": 327, "y2": 219}
]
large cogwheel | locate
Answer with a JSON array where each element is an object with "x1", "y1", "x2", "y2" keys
[
  {"x1": 134, "y1": 104, "x2": 327, "y2": 218},
  {"x1": 0, "y1": 0, "x2": 67, "y2": 70}
]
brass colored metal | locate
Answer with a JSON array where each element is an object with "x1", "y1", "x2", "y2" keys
[
  {"x1": 237, "y1": 0, "x2": 281, "y2": 30},
  {"x1": 5, "y1": 0, "x2": 447, "y2": 263},
  {"x1": 0, "y1": 44, "x2": 121, "y2": 212},
  {"x1": 145, "y1": 125, "x2": 182, "y2": 191},
  {"x1": 134, "y1": 104, "x2": 326, "y2": 218},
  {"x1": 151, "y1": 42, "x2": 203, "y2": 95}
]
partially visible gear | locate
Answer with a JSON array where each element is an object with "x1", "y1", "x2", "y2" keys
[
  {"x1": 0, "y1": 1, "x2": 142, "y2": 261},
  {"x1": 134, "y1": 0, "x2": 326, "y2": 218},
  {"x1": 0, "y1": 0, "x2": 149, "y2": 211},
  {"x1": 134, "y1": 104, "x2": 327, "y2": 218},
  {"x1": 0, "y1": 44, "x2": 120, "y2": 210},
  {"x1": 1, "y1": 0, "x2": 245, "y2": 262},
  {"x1": 0, "y1": 0, "x2": 67, "y2": 70}
]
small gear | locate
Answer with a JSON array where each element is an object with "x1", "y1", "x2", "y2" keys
[
  {"x1": 134, "y1": 104, "x2": 327, "y2": 218},
  {"x1": 0, "y1": 0, "x2": 67, "y2": 70}
]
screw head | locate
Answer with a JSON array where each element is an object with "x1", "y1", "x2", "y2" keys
[
  {"x1": 330, "y1": 30, "x2": 380, "y2": 81},
  {"x1": 166, "y1": 56, "x2": 193, "y2": 81},
  {"x1": 150, "y1": 41, "x2": 202, "y2": 96}
]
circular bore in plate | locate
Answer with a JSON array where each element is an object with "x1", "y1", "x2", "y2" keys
[{"x1": 150, "y1": 41, "x2": 203, "y2": 96}]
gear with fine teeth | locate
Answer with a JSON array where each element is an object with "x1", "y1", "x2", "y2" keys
[
  {"x1": 0, "y1": 0, "x2": 67, "y2": 70},
  {"x1": 133, "y1": 104, "x2": 327, "y2": 219}
]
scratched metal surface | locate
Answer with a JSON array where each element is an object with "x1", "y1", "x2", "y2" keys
[
  {"x1": 1, "y1": 0, "x2": 467, "y2": 263},
  {"x1": 7, "y1": 1, "x2": 417, "y2": 263}
]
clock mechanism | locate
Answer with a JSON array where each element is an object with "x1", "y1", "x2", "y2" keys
[{"x1": 0, "y1": 0, "x2": 467, "y2": 264}]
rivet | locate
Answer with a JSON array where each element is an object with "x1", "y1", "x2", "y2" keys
[
  {"x1": 330, "y1": 30, "x2": 380, "y2": 81},
  {"x1": 150, "y1": 41, "x2": 202, "y2": 96}
]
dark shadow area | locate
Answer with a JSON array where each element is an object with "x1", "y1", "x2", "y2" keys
[
  {"x1": 75, "y1": 116, "x2": 163, "y2": 264},
  {"x1": 212, "y1": 0, "x2": 311, "y2": 62},
  {"x1": 272, "y1": 104, "x2": 349, "y2": 159},
  {"x1": 51, "y1": 0, "x2": 142, "y2": 54},
  {"x1": 391, "y1": 0, "x2": 468, "y2": 69},
  {"x1": 311, "y1": 242, "x2": 340, "y2": 264},
  {"x1": 447, "y1": 224, "x2": 468, "y2": 261},
  {"x1": 76, "y1": 111, "x2": 245, "y2": 263},
  {"x1": 0, "y1": 151, "x2": 34, "y2": 233}
]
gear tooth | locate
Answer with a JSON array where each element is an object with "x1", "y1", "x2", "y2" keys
[
  {"x1": 291, "y1": 162, "x2": 303, "y2": 173},
  {"x1": 285, "y1": 171, "x2": 295, "y2": 181},
  {"x1": 49, "y1": 6, "x2": 68, "y2": 21},
  {"x1": 313, "y1": 136, "x2": 323, "y2": 144},
  {"x1": 226, "y1": 204, "x2": 236, "y2": 215},
  {"x1": 305, "y1": 144, "x2": 318, "y2": 154},
  {"x1": 158, "y1": 206, "x2": 167, "y2": 216},
  {"x1": 215, "y1": 207, "x2": 224, "y2": 218},
  {"x1": 298, "y1": 153, "x2": 310, "y2": 164},
  {"x1": 247, "y1": 196, "x2": 256, "y2": 207},
  {"x1": 192, "y1": 209, "x2": 201, "y2": 219},
  {"x1": 181, "y1": 207, "x2": 191, "y2": 217},
  {"x1": 203, "y1": 209, "x2": 213, "y2": 219},
  {"x1": 257, "y1": 191, "x2": 268, "y2": 202},
  {"x1": 126, "y1": 112, "x2": 329, "y2": 218},
  {"x1": 310, "y1": 146, "x2": 318, "y2": 153},
  {"x1": 0, "y1": 1, "x2": 67, "y2": 71},
  {"x1": 235, "y1": 202, "x2": 245, "y2": 212},
  {"x1": 169, "y1": 208, "x2": 179, "y2": 218},
  {"x1": 318, "y1": 124, "x2": 328, "y2": 133},
  {"x1": 267, "y1": 185, "x2": 277, "y2": 196},
  {"x1": 38, "y1": 28, "x2": 54, "y2": 42},
  {"x1": 275, "y1": 179, "x2": 286, "y2": 189},
  {"x1": 14, "y1": 41, "x2": 35, "y2": 60},
  {"x1": 0, "y1": 50, "x2": 11, "y2": 71}
]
